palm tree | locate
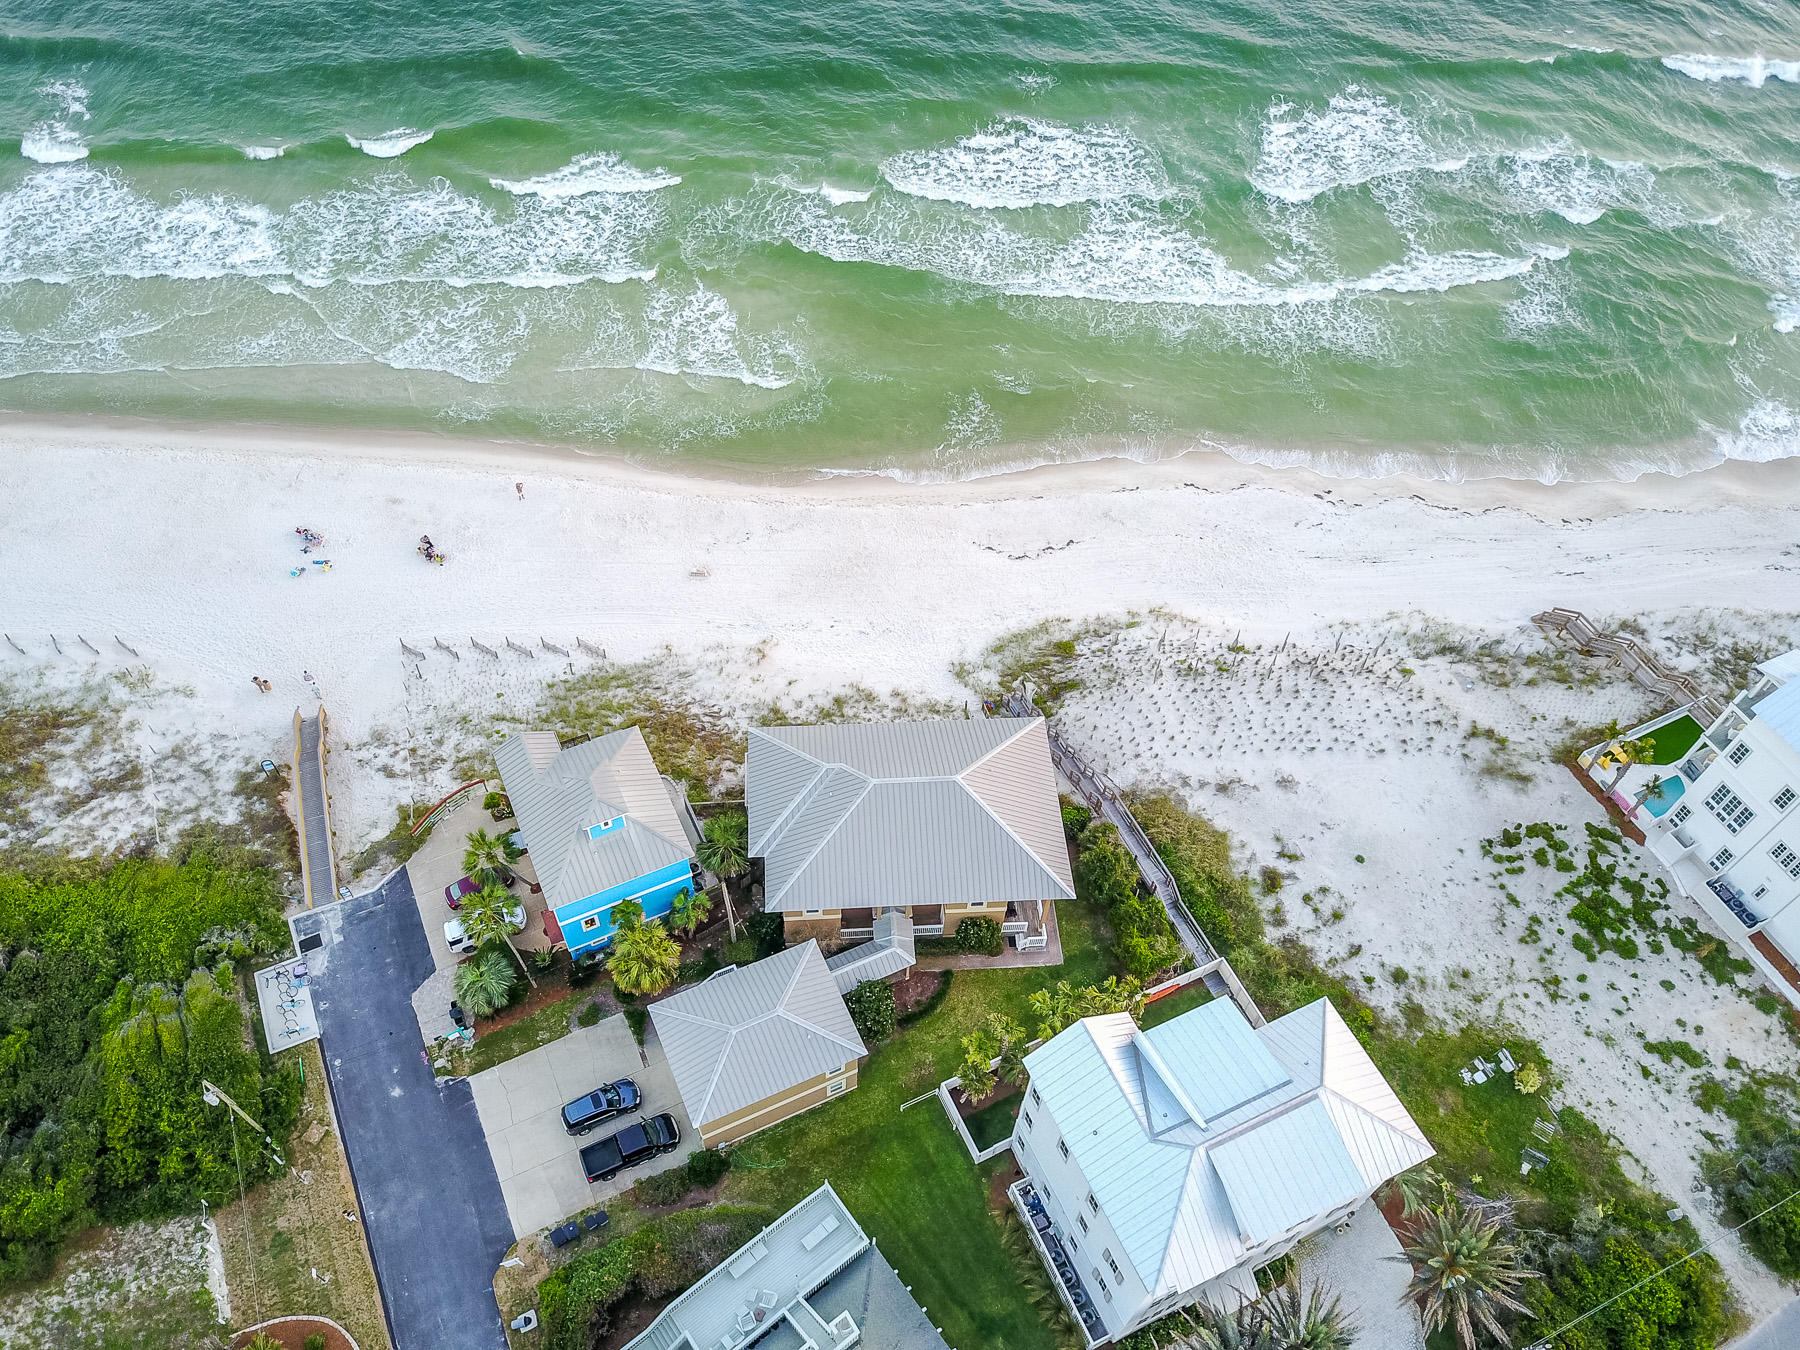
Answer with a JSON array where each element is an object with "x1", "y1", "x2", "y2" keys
[
  {"x1": 608, "y1": 919, "x2": 680, "y2": 995},
  {"x1": 1393, "y1": 1201, "x2": 1537, "y2": 1350},
  {"x1": 696, "y1": 811, "x2": 749, "y2": 879},
  {"x1": 460, "y1": 882, "x2": 534, "y2": 984},
  {"x1": 1382, "y1": 1163, "x2": 1446, "y2": 1224},
  {"x1": 670, "y1": 887, "x2": 711, "y2": 937},
  {"x1": 1175, "y1": 1299, "x2": 1273, "y2": 1350},
  {"x1": 453, "y1": 948, "x2": 517, "y2": 1018},
  {"x1": 464, "y1": 827, "x2": 523, "y2": 886},
  {"x1": 1262, "y1": 1277, "x2": 1356, "y2": 1350}
]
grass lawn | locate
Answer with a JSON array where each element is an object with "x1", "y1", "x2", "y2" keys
[
  {"x1": 451, "y1": 991, "x2": 579, "y2": 1076},
  {"x1": 963, "y1": 1093, "x2": 1021, "y2": 1151},
  {"x1": 1643, "y1": 716, "x2": 1705, "y2": 765},
  {"x1": 1140, "y1": 980, "x2": 1213, "y2": 1029},
  {"x1": 216, "y1": 1042, "x2": 390, "y2": 1350},
  {"x1": 717, "y1": 895, "x2": 1114, "y2": 1350}
]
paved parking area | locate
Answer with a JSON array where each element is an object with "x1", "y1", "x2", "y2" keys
[
  {"x1": 293, "y1": 872, "x2": 513, "y2": 1350},
  {"x1": 468, "y1": 1014, "x2": 696, "y2": 1236}
]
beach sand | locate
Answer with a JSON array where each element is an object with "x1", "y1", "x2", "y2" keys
[{"x1": 4, "y1": 415, "x2": 1800, "y2": 1317}]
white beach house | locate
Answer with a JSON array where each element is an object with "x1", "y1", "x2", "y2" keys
[
  {"x1": 1007, "y1": 996, "x2": 1433, "y2": 1346},
  {"x1": 1592, "y1": 650, "x2": 1800, "y2": 1007}
]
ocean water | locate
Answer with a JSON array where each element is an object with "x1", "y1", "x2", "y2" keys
[{"x1": 1, "y1": 0, "x2": 1797, "y2": 482}]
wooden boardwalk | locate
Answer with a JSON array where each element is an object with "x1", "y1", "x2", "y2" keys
[{"x1": 294, "y1": 708, "x2": 338, "y2": 908}]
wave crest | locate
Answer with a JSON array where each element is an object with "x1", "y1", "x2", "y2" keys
[
  {"x1": 1251, "y1": 89, "x2": 1466, "y2": 203},
  {"x1": 345, "y1": 128, "x2": 434, "y2": 158},
  {"x1": 1663, "y1": 54, "x2": 1799, "y2": 88},
  {"x1": 490, "y1": 150, "x2": 681, "y2": 197},
  {"x1": 880, "y1": 117, "x2": 1165, "y2": 208}
]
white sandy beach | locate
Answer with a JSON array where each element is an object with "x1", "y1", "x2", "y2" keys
[{"x1": 4, "y1": 415, "x2": 1800, "y2": 1320}]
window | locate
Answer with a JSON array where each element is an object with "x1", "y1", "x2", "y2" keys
[
  {"x1": 1754, "y1": 884, "x2": 1769, "y2": 900},
  {"x1": 1057, "y1": 1138, "x2": 1069, "y2": 1160},
  {"x1": 1773, "y1": 842, "x2": 1800, "y2": 880},
  {"x1": 1709, "y1": 847, "x2": 1734, "y2": 872},
  {"x1": 1021, "y1": 1110, "x2": 1033, "y2": 1131},
  {"x1": 581, "y1": 914, "x2": 602, "y2": 932},
  {"x1": 1672, "y1": 803, "x2": 1693, "y2": 825},
  {"x1": 1729, "y1": 742, "x2": 1752, "y2": 766},
  {"x1": 1091, "y1": 1270, "x2": 1107, "y2": 1295},
  {"x1": 1076, "y1": 1213, "x2": 1088, "y2": 1234},
  {"x1": 1030, "y1": 1087, "x2": 1041, "y2": 1107},
  {"x1": 1706, "y1": 784, "x2": 1755, "y2": 834},
  {"x1": 826, "y1": 1079, "x2": 848, "y2": 1097},
  {"x1": 1067, "y1": 1232, "x2": 1077, "y2": 1252},
  {"x1": 587, "y1": 816, "x2": 621, "y2": 838},
  {"x1": 1104, "y1": 1250, "x2": 1124, "y2": 1283},
  {"x1": 1087, "y1": 1193, "x2": 1100, "y2": 1214},
  {"x1": 1776, "y1": 787, "x2": 1797, "y2": 812}
]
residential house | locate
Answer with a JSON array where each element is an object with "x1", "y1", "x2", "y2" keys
[
  {"x1": 622, "y1": 1182, "x2": 948, "y2": 1350},
  {"x1": 746, "y1": 717, "x2": 1074, "y2": 952},
  {"x1": 1592, "y1": 649, "x2": 1800, "y2": 1006},
  {"x1": 493, "y1": 727, "x2": 698, "y2": 960},
  {"x1": 651, "y1": 941, "x2": 867, "y2": 1147},
  {"x1": 1009, "y1": 996, "x2": 1433, "y2": 1346}
]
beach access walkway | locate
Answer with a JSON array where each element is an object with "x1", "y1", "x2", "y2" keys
[
  {"x1": 997, "y1": 694, "x2": 1237, "y2": 995},
  {"x1": 294, "y1": 708, "x2": 338, "y2": 908}
]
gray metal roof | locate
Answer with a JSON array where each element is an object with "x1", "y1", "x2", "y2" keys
[
  {"x1": 1021, "y1": 996, "x2": 1434, "y2": 1297},
  {"x1": 808, "y1": 1247, "x2": 951, "y2": 1350},
  {"x1": 747, "y1": 718, "x2": 1075, "y2": 915},
  {"x1": 493, "y1": 727, "x2": 694, "y2": 914},
  {"x1": 825, "y1": 913, "x2": 917, "y2": 994},
  {"x1": 651, "y1": 941, "x2": 866, "y2": 1127}
]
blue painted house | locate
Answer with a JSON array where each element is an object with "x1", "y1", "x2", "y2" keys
[{"x1": 493, "y1": 727, "x2": 698, "y2": 959}]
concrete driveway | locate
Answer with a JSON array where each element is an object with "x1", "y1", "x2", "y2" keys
[
  {"x1": 468, "y1": 1014, "x2": 696, "y2": 1237},
  {"x1": 292, "y1": 871, "x2": 514, "y2": 1350}
]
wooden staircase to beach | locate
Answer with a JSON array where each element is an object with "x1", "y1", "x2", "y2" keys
[{"x1": 1531, "y1": 608, "x2": 1722, "y2": 721}]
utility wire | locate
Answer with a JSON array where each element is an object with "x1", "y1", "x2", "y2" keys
[{"x1": 1526, "y1": 1184, "x2": 1800, "y2": 1349}]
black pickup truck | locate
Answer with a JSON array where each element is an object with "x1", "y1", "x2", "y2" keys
[{"x1": 581, "y1": 1112, "x2": 682, "y2": 1182}]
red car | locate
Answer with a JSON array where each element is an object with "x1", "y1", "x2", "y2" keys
[{"x1": 444, "y1": 875, "x2": 480, "y2": 909}]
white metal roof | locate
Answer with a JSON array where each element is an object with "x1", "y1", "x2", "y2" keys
[
  {"x1": 1022, "y1": 997, "x2": 1433, "y2": 1296},
  {"x1": 746, "y1": 718, "x2": 1075, "y2": 915},
  {"x1": 493, "y1": 727, "x2": 695, "y2": 915},
  {"x1": 826, "y1": 912, "x2": 917, "y2": 994},
  {"x1": 1756, "y1": 649, "x2": 1800, "y2": 685},
  {"x1": 651, "y1": 941, "x2": 867, "y2": 1127},
  {"x1": 1757, "y1": 678, "x2": 1800, "y2": 752}
]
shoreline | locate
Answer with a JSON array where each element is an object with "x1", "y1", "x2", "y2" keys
[{"x1": 5, "y1": 408, "x2": 1800, "y2": 523}]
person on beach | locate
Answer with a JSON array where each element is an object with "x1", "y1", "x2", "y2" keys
[{"x1": 515, "y1": 481, "x2": 524, "y2": 500}]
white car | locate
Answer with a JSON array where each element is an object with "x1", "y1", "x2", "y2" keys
[{"x1": 444, "y1": 903, "x2": 526, "y2": 954}]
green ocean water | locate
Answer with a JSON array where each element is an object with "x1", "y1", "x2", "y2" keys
[{"x1": 1, "y1": 0, "x2": 1797, "y2": 480}]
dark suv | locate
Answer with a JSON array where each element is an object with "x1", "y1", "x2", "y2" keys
[
  {"x1": 581, "y1": 1113, "x2": 681, "y2": 1182},
  {"x1": 560, "y1": 1079, "x2": 642, "y2": 1135}
]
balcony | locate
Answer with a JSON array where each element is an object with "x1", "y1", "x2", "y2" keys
[
  {"x1": 1009, "y1": 1179, "x2": 1106, "y2": 1347},
  {"x1": 1705, "y1": 877, "x2": 1759, "y2": 928}
]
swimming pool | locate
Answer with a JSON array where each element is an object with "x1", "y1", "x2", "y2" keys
[{"x1": 1640, "y1": 775, "x2": 1686, "y2": 818}]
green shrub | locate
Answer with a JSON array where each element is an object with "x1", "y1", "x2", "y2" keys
[
  {"x1": 1074, "y1": 821, "x2": 1181, "y2": 979},
  {"x1": 685, "y1": 1148, "x2": 731, "y2": 1188},
  {"x1": 482, "y1": 791, "x2": 511, "y2": 816},
  {"x1": 722, "y1": 938, "x2": 755, "y2": 967},
  {"x1": 844, "y1": 979, "x2": 897, "y2": 1043},
  {"x1": 633, "y1": 1168, "x2": 693, "y2": 1207},
  {"x1": 1059, "y1": 797, "x2": 1092, "y2": 840},
  {"x1": 897, "y1": 970, "x2": 952, "y2": 1027},
  {"x1": 624, "y1": 1007, "x2": 648, "y2": 1045},
  {"x1": 746, "y1": 911, "x2": 786, "y2": 959},
  {"x1": 576, "y1": 1001, "x2": 602, "y2": 1028},
  {"x1": 952, "y1": 916, "x2": 1004, "y2": 956},
  {"x1": 304, "y1": 1335, "x2": 328, "y2": 1350}
]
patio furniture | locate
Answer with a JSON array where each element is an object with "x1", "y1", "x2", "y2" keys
[
  {"x1": 1458, "y1": 1069, "x2": 1474, "y2": 1086},
  {"x1": 737, "y1": 1311, "x2": 757, "y2": 1333},
  {"x1": 756, "y1": 1290, "x2": 777, "y2": 1312},
  {"x1": 1497, "y1": 1048, "x2": 1518, "y2": 1073}
]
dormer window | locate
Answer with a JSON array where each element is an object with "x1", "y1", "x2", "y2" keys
[{"x1": 588, "y1": 816, "x2": 622, "y2": 839}]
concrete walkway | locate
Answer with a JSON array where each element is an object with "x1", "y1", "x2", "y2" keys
[
  {"x1": 1297, "y1": 1200, "x2": 1423, "y2": 1350},
  {"x1": 912, "y1": 898, "x2": 1065, "y2": 969}
]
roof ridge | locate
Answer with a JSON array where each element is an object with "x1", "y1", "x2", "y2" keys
[
  {"x1": 952, "y1": 767, "x2": 1071, "y2": 900},
  {"x1": 956, "y1": 718, "x2": 1028, "y2": 777},
  {"x1": 763, "y1": 770, "x2": 872, "y2": 909}
]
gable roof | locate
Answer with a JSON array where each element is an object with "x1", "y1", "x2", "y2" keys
[
  {"x1": 826, "y1": 912, "x2": 917, "y2": 994},
  {"x1": 1022, "y1": 996, "x2": 1433, "y2": 1296},
  {"x1": 650, "y1": 941, "x2": 866, "y2": 1126},
  {"x1": 746, "y1": 718, "x2": 1075, "y2": 914},
  {"x1": 493, "y1": 727, "x2": 694, "y2": 914}
]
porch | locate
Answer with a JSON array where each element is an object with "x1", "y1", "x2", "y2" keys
[{"x1": 1008, "y1": 1178, "x2": 1106, "y2": 1348}]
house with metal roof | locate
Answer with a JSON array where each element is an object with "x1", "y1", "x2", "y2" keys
[
  {"x1": 623, "y1": 1182, "x2": 948, "y2": 1350},
  {"x1": 1586, "y1": 649, "x2": 1800, "y2": 1009},
  {"x1": 651, "y1": 941, "x2": 867, "y2": 1147},
  {"x1": 746, "y1": 717, "x2": 1075, "y2": 954},
  {"x1": 493, "y1": 727, "x2": 697, "y2": 960},
  {"x1": 1009, "y1": 996, "x2": 1433, "y2": 1345}
]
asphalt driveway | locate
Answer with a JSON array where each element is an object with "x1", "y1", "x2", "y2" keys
[
  {"x1": 293, "y1": 871, "x2": 514, "y2": 1350},
  {"x1": 468, "y1": 1014, "x2": 695, "y2": 1236}
]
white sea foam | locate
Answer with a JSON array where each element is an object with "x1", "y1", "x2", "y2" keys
[
  {"x1": 563, "y1": 282, "x2": 800, "y2": 389},
  {"x1": 1250, "y1": 88, "x2": 1466, "y2": 203},
  {"x1": 21, "y1": 78, "x2": 92, "y2": 164},
  {"x1": 1662, "y1": 54, "x2": 1800, "y2": 88},
  {"x1": 1015, "y1": 71, "x2": 1056, "y2": 94},
  {"x1": 1715, "y1": 399, "x2": 1800, "y2": 463},
  {"x1": 0, "y1": 164, "x2": 664, "y2": 290},
  {"x1": 1501, "y1": 145, "x2": 1663, "y2": 226},
  {"x1": 345, "y1": 128, "x2": 434, "y2": 158},
  {"x1": 880, "y1": 117, "x2": 1165, "y2": 208},
  {"x1": 489, "y1": 150, "x2": 680, "y2": 197},
  {"x1": 749, "y1": 192, "x2": 1550, "y2": 310},
  {"x1": 241, "y1": 145, "x2": 286, "y2": 160}
]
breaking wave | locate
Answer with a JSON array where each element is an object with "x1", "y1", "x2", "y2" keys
[
  {"x1": 490, "y1": 150, "x2": 681, "y2": 196},
  {"x1": 1662, "y1": 54, "x2": 1800, "y2": 88},
  {"x1": 345, "y1": 128, "x2": 434, "y2": 158},
  {"x1": 21, "y1": 78, "x2": 92, "y2": 164},
  {"x1": 1250, "y1": 89, "x2": 1466, "y2": 203},
  {"x1": 880, "y1": 117, "x2": 1165, "y2": 208}
]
